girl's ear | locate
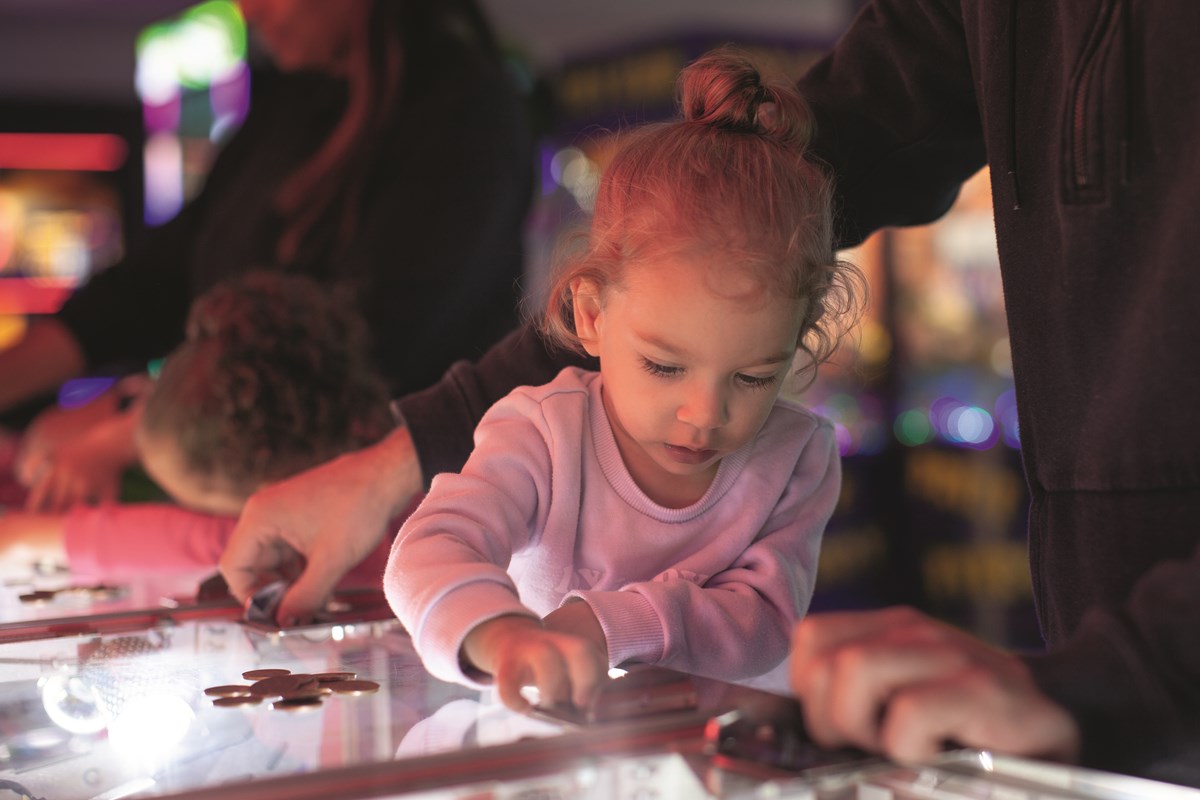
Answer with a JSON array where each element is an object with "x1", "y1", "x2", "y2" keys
[{"x1": 571, "y1": 278, "x2": 603, "y2": 358}]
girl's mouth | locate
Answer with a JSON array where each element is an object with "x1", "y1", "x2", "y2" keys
[{"x1": 663, "y1": 443, "x2": 718, "y2": 465}]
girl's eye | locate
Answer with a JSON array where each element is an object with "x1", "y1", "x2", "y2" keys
[
  {"x1": 736, "y1": 373, "x2": 779, "y2": 391},
  {"x1": 640, "y1": 358, "x2": 682, "y2": 378}
]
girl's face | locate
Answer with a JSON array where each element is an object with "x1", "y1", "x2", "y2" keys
[
  {"x1": 136, "y1": 427, "x2": 248, "y2": 518},
  {"x1": 236, "y1": 0, "x2": 370, "y2": 74},
  {"x1": 574, "y1": 257, "x2": 803, "y2": 508}
]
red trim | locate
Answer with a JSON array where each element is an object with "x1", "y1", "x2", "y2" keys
[{"x1": 0, "y1": 133, "x2": 128, "y2": 172}]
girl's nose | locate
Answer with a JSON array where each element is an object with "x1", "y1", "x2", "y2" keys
[{"x1": 677, "y1": 384, "x2": 729, "y2": 430}]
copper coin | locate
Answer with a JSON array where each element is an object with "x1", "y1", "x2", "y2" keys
[
  {"x1": 325, "y1": 679, "x2": 380, "y2": 696},
  {"x1": 213, "y1": 695, "x2": 262, "y2": 707},
  {"x1": 273, "y1": 697, "x2": 323, "y2": 712},
  {"x1": 242, "y1": 668, "x2": 291, "y2": 680},
  {"x1": 312, "y1": 672, "x2": 356, "y2": 682},
  {"x1": 278, "y1": 685, "x2": 332, "y2": 701},
  {"x1": 204, "y1": 684, "x2": 254, "y2": 697},
  {"x1": 250, "y1": 674, "x2": 320, "y2": 698}
]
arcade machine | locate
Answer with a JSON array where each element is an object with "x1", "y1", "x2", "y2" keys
[{"x1": 0, "y1": 573, "x2": 1194, "y2": 800}]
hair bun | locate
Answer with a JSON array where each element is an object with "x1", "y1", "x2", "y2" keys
[{"x1": 678, "y1": 47, "x2": 811, "y2": 148}]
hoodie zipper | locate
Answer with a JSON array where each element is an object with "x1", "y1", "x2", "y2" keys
[{"x1": 1069, "y1": 0, "x2": 1121, "y2": 192}]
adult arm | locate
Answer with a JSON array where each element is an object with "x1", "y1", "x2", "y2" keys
[
  {"x1": 798, "y1": 0, "x2": 987, "y2": 248},
  {"x1": 397, "y1": 323, "x2": 593, "y2": 480},
  {"x1": 1025, "y1": 541, "x2": 1200, "y2": 775},
  {"x1": 220, "y1": 423, "x2": 423, "y2": 624},
  {"x1": 221, "y1": 326, "x2": 589, "y2": 624}
]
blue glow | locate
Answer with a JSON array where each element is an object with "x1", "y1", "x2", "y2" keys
[{"x1": 58, "y1": 377, "x2": 117, "y2": 409}]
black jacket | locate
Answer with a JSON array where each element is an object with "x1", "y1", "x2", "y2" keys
[
  {"x1": 398, "y1": 0, "x2": 1200, "y2": 778},
  {"x1": 58, "y1": 0, "x2": 532, "y2": 398}
]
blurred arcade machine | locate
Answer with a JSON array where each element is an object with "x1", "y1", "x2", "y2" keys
[{"x1": 0, "y1": 1, "x2": 248, "y2": 420}]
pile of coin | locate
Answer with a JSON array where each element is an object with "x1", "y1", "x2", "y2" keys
[
  {"x1": 204, "y1": 668, "x2": 380, "y2": 712},
  {"x1": 19, "y1": 583, "x2": 125, "y2": 604}
]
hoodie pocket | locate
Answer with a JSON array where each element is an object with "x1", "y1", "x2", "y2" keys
[{"x1": 1063, "y1": 0, "x2": 1123, "y2": 203}]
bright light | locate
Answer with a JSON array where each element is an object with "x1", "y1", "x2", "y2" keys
[
  {"x1": 136, "y1": 1, "x2": 247, "y2": 102},
  {"x1": 108, "y1": 694, "x2": 195, "y2": 760},
  {"x1": 947, "y1": 405, "x2": 996, "y2": 447}
]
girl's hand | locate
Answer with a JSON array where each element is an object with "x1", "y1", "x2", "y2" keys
[
  {"x1": 789, "y1": 606, "x2": 1081, "y2": 764},
  {"x1": 462, "y1": 614, "x2": 609, "y2": 714}
]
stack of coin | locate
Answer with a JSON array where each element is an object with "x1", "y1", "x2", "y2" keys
[{"x1": 203, "y1": 668, "x2": 381, "y2": 712}]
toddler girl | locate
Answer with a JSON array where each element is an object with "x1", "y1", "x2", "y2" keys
[{"x1": 384, "y1": 48, "x2": 864, "y2": 712}]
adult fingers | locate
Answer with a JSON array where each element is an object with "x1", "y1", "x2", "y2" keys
[
  {"x1": 818, "y1": 640, "x2": 972, "y2": 752},
  {"x1": 219, "y1": 513, "x2": 289, "y2": 603},
  {"x1": 791, "y1": 607, "x2": 962, "y2": 749},
  {"x1": 274, "y1": 550, "x2": 349, "y2": 627},
  {"x1": 880, "y1": 666, "x2": 1081, "y2": 764}
]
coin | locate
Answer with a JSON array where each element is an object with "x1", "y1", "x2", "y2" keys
[
  {"x1": 213, "y1": 695, "x2": 262, "y2": 707},
  {"x1": 312, "y1": 672, "x2": 356, "y2": 682},
  {"x1": 273, "y1": 697, "x2": 323, "y2": 712},
  {"x1": 250, "y1": 674, "x2": 320, "y2": 698},
  {"x1": 325, "y1": 679, "x2": 380, "y2": 696},
  {"x1": 278, "y1": 685, "x2": 332, "y2": 701},
  {"x1": 18, "y1": 590, "x2": 58, "y2": 604},
  {"x1": 242, "y1": 668, "x2": 291, "y2": 680},
  {"x1": 204, "y1": 684, "x2": 254, "y2": 697}
]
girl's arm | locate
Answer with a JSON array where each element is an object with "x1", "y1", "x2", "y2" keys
[
  {"x1": 571, "y1": 423, "x2": 842, "y2": 683},
  {"x1": 384, "y1": 390, "x2": 559, "y2": 685}
]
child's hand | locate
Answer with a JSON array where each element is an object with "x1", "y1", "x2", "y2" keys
[
  {"x1": 462, "y1": 614, "x2": 609, "y2": 714},
  {"x1": 22, "y1": 403, "x2": 142, "y2": 512}
]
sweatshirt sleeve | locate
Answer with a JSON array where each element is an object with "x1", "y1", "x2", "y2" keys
[
  {"x1": 1025, "y1": 540, "x2": 1200, "y2": 775},
  {"x1": 799, "y1": 0, "x2": 987, "y2": 248},
  {"x1": 396, "y1": 323, "x2": 594, "y2": 484},
  {"x1": 384, "y1": 389, "x2": 555, "y2": 685},
  {"x1": 572, "y1": 422, "x2": 841, "y2": 682},
  {"x1": 63, "y1": 503, "x2": 235, "y2": 578}
]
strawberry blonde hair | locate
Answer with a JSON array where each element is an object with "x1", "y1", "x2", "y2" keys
[{"x1": 541, "y1": 47, "x2": 864, "y2": 384}]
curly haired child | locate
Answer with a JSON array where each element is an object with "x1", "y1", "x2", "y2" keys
[{"x1": 0, "y1": 272, "x2": 396, "y2": 582}]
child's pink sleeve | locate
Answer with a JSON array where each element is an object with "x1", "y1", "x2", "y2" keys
[{"x1": 63, "y1": 503, "x2": 235, "y2": 578}]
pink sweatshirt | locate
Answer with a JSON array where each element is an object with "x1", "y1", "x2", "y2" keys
[
  {"x1": 385, "y1": 367, "x2": 840, "y2": 686},
  {"x1": 64, "y1": 503, "x2": 397, "y2": 586}
]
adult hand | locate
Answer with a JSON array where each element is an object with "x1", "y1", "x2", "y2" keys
[
  {"x1": 462, "y1": 613, "x2": 609, "y2": 714},
  {"x1": 219, "y1": 425, "x2": 423, "y2": 626},
  {"x1": 790, "y1": 606, "x2": 1081, "y2": 764}
]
